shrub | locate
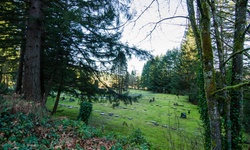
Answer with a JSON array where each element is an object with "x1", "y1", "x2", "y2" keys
[
  {"x1": 0, "y1": 83, "x2": 8, "y2": 94},
  {"x1": 77, "y1": 101, "x2": 93, "y2": 124},
  {"x1": 128, "y1": 128, "x2": 148, "y2": 146},
  {"x1": 243, "y1": 88, "x2": 250, "y2": 134}
]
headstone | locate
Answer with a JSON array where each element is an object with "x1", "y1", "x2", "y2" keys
[
  {"x1": 151, "y1": 121, "x2": 157, "y2": 124},
  {"x1": 151, "y1": 120, "x2": 159, "y2": 126},
  {"x1": 153, "y1": 122, "x2": 159, "y2": 126},
  {"x1": 69, "y1": 98, "x2": 75, "y2": 102},
  {"x1": 180, "y1": 112, "x2": 187, "y2": 118},
  {"x1": 108, "y1": 112, "x2": 114, "y2": 116}
]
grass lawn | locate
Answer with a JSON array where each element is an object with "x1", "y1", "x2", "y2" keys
[{"x1": 47, "y1": 90, "x2": 205, "y2": 149}]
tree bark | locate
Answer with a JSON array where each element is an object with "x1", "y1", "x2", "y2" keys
[
  {"x1": 51, "y1": 85, "x2": 62, "y2": 115},
  {"x1": 23, "y1": 0, "x2": 43, "y2": 101},
  {"x1": 199, "y1": 1, "x2": 222, "y2": 149},
  {"x1": 186, "y1": 1, "x2": 212, "y2": 149},
  {"x1": 231, "y1": 0, "x2": 248, "y2": 149},
  {"x1": 15, "y1": 30, "x2": 26, "y2": 94},
  {"x1": 210, "y1": 1, "x2": 231, "y2": 149},
  {"x1": 186, "y1": 0, "x2": 202, "y2": 57}
]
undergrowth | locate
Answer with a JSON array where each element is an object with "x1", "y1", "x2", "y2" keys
[{"x1": 0, "y1": 94, "x2": 151, "y2": 149}]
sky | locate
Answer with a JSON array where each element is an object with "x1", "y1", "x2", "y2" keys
[{"x1": 121, "y1": 0, "x2": 188, "y2": 74}]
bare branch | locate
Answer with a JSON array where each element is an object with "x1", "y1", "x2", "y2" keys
[
  {"x1": 138, "y1": 15, "x2": 188, "y2": 42},
  {"x1": 132, "y1": 0, "x2": 156, "y2": 27},
  {"x1": 244, "y1": 51, "x2": 250, "y2": 59},
  {"x1": 243, "y1": 23, "x2": 250, "y2": 37}
]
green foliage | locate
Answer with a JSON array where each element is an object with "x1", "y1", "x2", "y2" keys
[
  {"x1": 196, "y1": 63, "x2": 211, "y2": 150},
  {"x1": 140, "y1": 44, "x2": 199, "y2": 96},
  {"x1": 1, "y1": 95, "x2": 148, "y2": 149},
  {"x1": 112, "y1": 129, "x2": 150, "y2": 150},
  {"x1": 0, "y1": 1, "x2": 27, "y2": 90},
  {"x1": 128, "y1": 128, "x2": 150, "y2": 147},
  {"x1": 243, "y1": 88, "x2": 250, "y2": 134},
  {"x1": 77, "y1": 101, "x2": 93, "y2": 124},
  {"x1": 0, "y1": 83, "x2": 9, "y2": 94}
]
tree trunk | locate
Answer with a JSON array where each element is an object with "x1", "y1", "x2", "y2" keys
[
  {"x1": 199, "y1": 1, "x2": 222, "y2": 149},
  {"x1": 210, "y1": 1, "x2": 231, "y2": 149},
  {"x1": 186, "y1": 0, "x2": 202, "y2": 57},
  {"x1": 51, "y1": 86, "x2": 62, "y2": 115},
  {"x1": 0, "y1": 66, "x2": 2, "y2": 84},
  {"x1": 23, "y1": 0, "x2": 43, "y2": 101},
  {"x1": 15, "y1": 31, "x2": 26, "y2": 94},
  {"x1": 231, "y1": 0, "x2": 248, "y2": 149}
]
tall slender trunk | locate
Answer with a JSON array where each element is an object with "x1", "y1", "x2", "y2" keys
[
  {"x1": 231, "y1": 1, "x2": 248, "y2": 149},
  {"x1": 42, "y1": 72, "x2": 55, "y2": 106},
  {"x1": 51, "y1": 85, "x2": 62, "y2": 115},
  {"x1": 199, "y1": 1, "x2": 222, "y2": 149},
  {"x1": 0, "y1": 66, "x2": 2, "y2": 83},
  {"x1": 186, "y1": 1, "x2": 211, "y2": 148},
  {"x1": 210, "y1": 1, "x2": 231, "y2": 149},
  {"x1": 15, "y1": 31, "x2": 26, "y2": 94},
  {"x1": 186, "y1": 0, "x2": 202, "y2": 57},
  {"x1": 23, "y1": 0, "x2": 43, "y2": 101}
]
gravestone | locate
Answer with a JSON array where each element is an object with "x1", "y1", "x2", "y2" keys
[
  {"x1": 108, "y1": 112, "x2": 114, "y2": 116},
  {"x1": 151, "y1": 120, "x2": 159, "y2": 126},
  {"x1": 180, "y1": 112, "x2": 187, "y2": 118},
  {"x1": 69, "y1": 98, "x2": 75, "y2": 102}
]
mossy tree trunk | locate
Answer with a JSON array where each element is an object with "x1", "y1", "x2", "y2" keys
[
  {"x1": 231, "y1": 0, "x2": 248, "y2": 149},
  {"x1": 210, "y1": 1, "x2": 231, "y2": 149},
  {"x1": 199, "y1": 1, "x2": 222, "y2": 149},
  {"x1": 186, "y1": 0, "x2": 211, "y2": 149}
]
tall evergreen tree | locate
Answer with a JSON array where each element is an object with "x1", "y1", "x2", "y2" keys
[
  {"x1": 0, "y1": 1, "x2": 27, "y2": 92},
  {"x1": 23, "y1": 0, "x2": 43, "y2": 101},
  {"x1": 1, "y1": 0, "x2": 151, "y2": 104}
]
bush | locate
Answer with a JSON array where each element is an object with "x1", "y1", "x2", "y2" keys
[
  {"x1": 0, "y1": 83, "x2": 8, "y2": 94},
  {"x1": 128, "y1": 128, "x2": 149, "y2": 146},
  {"x1": 77, "y1": 101, "x2": 93, "y2": 124},
  {"x1": 243, "y1": 88, "x2": 250, "y2": 134}
]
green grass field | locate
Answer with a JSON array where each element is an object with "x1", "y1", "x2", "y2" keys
[{"x1": 47, "y1": 90, "x2": 205, "y2": 149}]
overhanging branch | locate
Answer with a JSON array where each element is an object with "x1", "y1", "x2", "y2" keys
[
  {"x1": 223, "y1": 47, "x2": 250, "y2": 67},
  {"x1": 212, "y1": 80, "x2": 250, "y2": 95}
]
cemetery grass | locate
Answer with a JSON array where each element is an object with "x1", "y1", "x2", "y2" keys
[{"x1": 46, "y1": 90, "x2": 204, "y2": 150}]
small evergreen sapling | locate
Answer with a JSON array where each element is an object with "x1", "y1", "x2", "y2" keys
[{"x1": 77, "y1": 101, "x2": 93, "y2": 124}]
